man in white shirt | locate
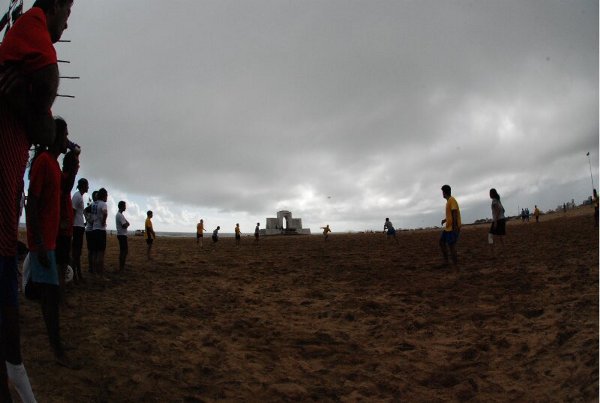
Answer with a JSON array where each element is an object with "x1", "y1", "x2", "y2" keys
[
  {"x1": 115, "y1": 201, "x2": 130, "y2": 272},
  {"x1": 71, "y1": 178, "x2": 88, "y2": 283},
  {"x1": 92, "y1": 188, "x2": 108, "y2": 279}
]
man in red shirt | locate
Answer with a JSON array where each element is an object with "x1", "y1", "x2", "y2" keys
[
  {"x1": 27, "y1": 117, "x2": 78, "y2": 369},
  {"x1": 0, "y1": 0, "x2": 74, "y2": 399}
]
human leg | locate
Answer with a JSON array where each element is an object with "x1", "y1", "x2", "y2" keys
[
  {"x1": 71, "y1": 227, "x2": 84, "y2": 283},
  {"x1": 117, "y1": 236, "x2": 128, "y2": 271},
  {"x1": 439, "y1": 233, "x2": 449, "y2": 263},
  {"x1": 1, "y1": 256, "x2": 35, "y2": 402}
]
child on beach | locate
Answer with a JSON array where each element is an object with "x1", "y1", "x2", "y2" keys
[{"x1": 321, "y1": 225, "x2": 331, "y2": 240}]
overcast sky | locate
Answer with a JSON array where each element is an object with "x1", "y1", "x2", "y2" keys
[{"x1": 21, "y1": 0, "x2": 600, "y2": 233}]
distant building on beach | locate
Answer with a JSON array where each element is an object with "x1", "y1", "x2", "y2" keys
[{"x1": 262, "y1": 210, "x2": 311, "y2": 235}]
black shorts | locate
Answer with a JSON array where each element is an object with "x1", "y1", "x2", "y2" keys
[
  {"x1": 86, "y1": 230, "x2": 95, "y2": 251},
  {"x1": 235, "y1": 234, "x2": 241, "y2": 240},
  {"x1": 490, "y1": 219, "x2": 506, "y2": 236},
  {"x1": 94, "y1": 230, "x2": 107, "y2": 251},
  {"x1": 197, "y1": 233, "x2": 203, "y2": 239},
  {"x1": 212, "y1": 235, "x2": 218, "y2": 243},
  {"x1": 146, "y1": 238, "x2": 153, "y2": 246},
  {"x1": 55, "y1": 235, "x2": 71, "y2": 265},
  {"x1": 72, "y1": 226, "x2": 85, "y2": 255},
  {"x1": 117, "y1": 235, "x2": 128, "y2": 252}
]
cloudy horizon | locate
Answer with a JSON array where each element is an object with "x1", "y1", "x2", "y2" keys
[{"x1": 18, "y1": 0, "x2": 599, "y2": 233}]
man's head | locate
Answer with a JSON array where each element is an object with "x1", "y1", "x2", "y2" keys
[
  {"x1": 147, "y1": 210, "x2": 153, "y2": 218},
  {"x1": 77, "y1": 178, "x2": 88, "y2": 193},
  {"x1": 53, "y1": 116, "x2": 69, "y2": 154},
  {"x1": 97, "y1": 187, "x2": 108, "y2": 202},
  {"x1": 118, "y1": 201, "x2": 126, "y2": 212},
  {"x1": 256, "y1": 223, "x2": 260, "y2": 226},
  {"x1": 441, "y1": 184, "x2": 451, "y2": 199},
  {"x1": 34, "y1": 0, "x2": 74, "y2": 43},
  {"x1": 91, "y1": 190, "x2": 98, "y2": 202}
]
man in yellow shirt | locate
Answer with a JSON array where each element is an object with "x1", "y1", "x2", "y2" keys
[
  {"x1": 196, "y1": 219, "x2": 205, "y2": 247},
  {"x1": 145, "y1": 211, "x2": 156, "y2": 260},
  {"x1": 235, "y1": 223, "x2": 242, "y2": 246},
  {"x1": 439, "y1": 184, "x2": 461, "y2": 266}
]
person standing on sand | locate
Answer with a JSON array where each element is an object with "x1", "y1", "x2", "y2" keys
[
  {"x1": 115, "y1": 201, "x2": 130, "y2": 272},
  {"x1": 71, "y1": 178, "x2": 88, "y2": 283},
  {"x1": 321, "y1": 225, "x2": 331, "y2": 240},
  {"x1": 145, "y1": 211, "x2": 156, "y2": 260},
  {"x1": 27, "y1": 115, "x2": 78, "y2": 369},
  {"x1": 212, "y1": 226, "x2": 220, "y2": 245},
  {"x1": 0, "y1": 0, "x2": 74, "y2": 398},
  {"x1": 235, "y1": 223, "x2": 242, "y2": 246},
  {"x1": 383, "y1": 218, "x2": 399, "y2": 245},
  {"x1": 488, "y1": 188, "x2": 506, "y2": 255},
  {"x1": 439, "y1": 185, "x2": 461, "y2": 267},
  {"x1": 84, "y1": 190, "x2": 97, "y2": 274},
  {"x1": 56, "y1": 130, "x2": 79, "y2": 306},
  {"x1": 254, "y1": 222, "x2": 260, "y2": 243},
  {"x1": 91, "y1": 188, "x2": 108, "y2": 280},
  {"x1": 534, "y1": 205, "x2": 540, "y2": 223},
  {"x1": 196, "y1": 218, "x2": 205, "y2": 247}
]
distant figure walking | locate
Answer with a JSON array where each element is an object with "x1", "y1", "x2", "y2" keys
[
  {"x1": 254, "y1": 223, "x2": 260, "y2": 243},
  {"x1": 145, "y1": 211, "x2": 156, "y2": 260},
  {"x1": 196, "y1": 219, "x2": 205, "y2": 247},
  {"x1": 115, "y1": 201, "x2": 130, "y2": 272},
  {"x1": 212, "y1": 226, "x2": 220, "y2": 244},
  {"x1": 534, "y1": 205, "x2": 540, "y2": 223},
  {"x1": 321, "y1": 225, "x2": 331, "y2": 240},
  {"x1": 439, "y1": 185, "x2": 461, "y2": 267},
  {"x1": 488, "y1": 188, "x2": 506, "y2": 254},
  {"x1": 383, "y1": 218, "x2": 399, "y2": 244},
  {"x1": 593, "y1": 189, "x2": 599, "y2": 227},
  {"x1": 235, "y1": 223, "x2": 242, "y2": 246}
]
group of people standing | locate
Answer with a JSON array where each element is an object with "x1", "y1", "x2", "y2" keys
[{"x1": 196, "y1": 220, "x2": 261, "y2": 248}]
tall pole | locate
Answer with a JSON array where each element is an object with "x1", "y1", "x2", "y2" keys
[{"x1": 587, "y1": 152, "x2": 595, "y2": 191}]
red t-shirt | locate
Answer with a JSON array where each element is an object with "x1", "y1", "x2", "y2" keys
[
  {"x1": 0, "y1": 7, "x2": 57, "y2": 73},
  {"x1": 0, "y1": 7, "x2": 57, "y2": 256},
  {"x1": 27, "y1": 152, "x2": 61, "y2": 251}
]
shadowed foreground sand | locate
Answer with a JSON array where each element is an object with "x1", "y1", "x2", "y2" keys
[{"x1": 14, "y1": 209, "x2": 599, "y2": 402}]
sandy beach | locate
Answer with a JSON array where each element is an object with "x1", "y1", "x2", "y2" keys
[{"x1": 12, "y1": 208, "x2": 599, "y2": 402}]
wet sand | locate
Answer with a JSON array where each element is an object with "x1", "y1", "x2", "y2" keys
[{"x1": 14, "y1": 208, "x2": 599, "y2": 401}]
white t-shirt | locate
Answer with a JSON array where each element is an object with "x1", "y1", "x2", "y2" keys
[
  {"x1": 92, "y1": 200, "x2": 108, "y2": 231},
  {"x1": 72, "y1": 191, "x2": 86, "y2": 228},
  {"x1": 115, "y1": 211, "x2": 129, "y2": 236}
]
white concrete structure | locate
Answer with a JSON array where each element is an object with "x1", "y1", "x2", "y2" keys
[{"x1": 262, "y1": 210, "x2": 311, "y2": 235}]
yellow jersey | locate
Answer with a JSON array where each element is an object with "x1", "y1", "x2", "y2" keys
[{"x1": 445, "y1": 196, "x2": 461, "y2": 232}]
